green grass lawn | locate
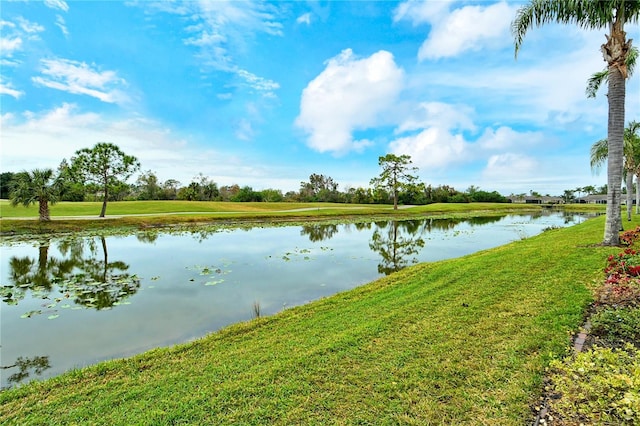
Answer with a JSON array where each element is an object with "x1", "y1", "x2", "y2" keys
[
  {"x1": 0, "y1": 214, "x2": 623, "y2": 424},
  {"x1": 0, "y1": 199, "x2": 550, "y2": 218}
]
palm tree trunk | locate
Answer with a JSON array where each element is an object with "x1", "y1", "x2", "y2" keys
[
  {"x1": 38, "y1": 198, "x2": 50, "y2": 221},
  {"x1": 603, "y1": 64, "x2": 626, "y2": 244},
  {"x1": 626, "y1": 172, "x2": 633, "y2": 220},
  {"x1": 636, "y1": 173, "x2": 640, "y2": 214}
]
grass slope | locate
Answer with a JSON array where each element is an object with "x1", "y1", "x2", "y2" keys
[{"x1": 0, "y1": 215, "x2": 621, "y2": 424}]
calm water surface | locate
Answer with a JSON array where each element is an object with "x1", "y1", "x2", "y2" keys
[{"x1": 0, "y1": 211, "x2": 586, "y2": 388}]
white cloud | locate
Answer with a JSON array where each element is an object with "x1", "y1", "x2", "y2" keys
[
  {"x1": 32, "y1": 58, "x2": 129, "y2": 104},
  {"x1": 393, "y1": 0, "x2": 453, "y2": 25},
  {"x1": 44, "y1": 0, "x2": 69, "y2": 12},
  {"x1": 394, "y1": 0, "x2": 517, "y2": 60},
  {"x1": 0, "y1": 79, "x2": 23, "y2": 98},
  {"x1": 395, "y1": 102, "x2": 475, "y2": 134},
  {"x1": 296, "y1": 49, "x2": 404, "y2": 155},
  {"x1": 234, "y1": 118, "x2": 254, "y2": 141},
  {"x1": 297, "y1": 13, "x2": 311, "y2": 25},
  {"x1": 482, "y1": 153, "x2": 538, "y2": 183},
  {"x1": 55, "y1": 15, "x2": 69, "y2": 37},
  {"x1": 140, "y1": 0, "x2": 282, "y2": 97},
  {"x1": 477, "y1": 126, "x2": 545, "y2": 151},
  {"x1": 16, "y1": 17, "x2": 45, "y2": 34},
  {"x1": 236, "y1": 68, "x2": 279, "y2": 97},
  {"x1": 390, "y1": 127, "x2": 469, "y2": 169},
  {"x1": 0, "y1": 37, "x2": 22, "y2": 56}
]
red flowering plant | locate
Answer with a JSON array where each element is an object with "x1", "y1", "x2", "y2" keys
[
  {"x1": 604, "y1": 248, "x2": 640, "y2": 278},
  {"x1": 597, "y1": 229, "x2": 640, "y2": 307},
  {"x1": 620, "y1": 226, "x2": 640, "y2": 246}
]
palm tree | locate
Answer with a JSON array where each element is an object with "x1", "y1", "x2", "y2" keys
[
  {"x1": 10, "y1": 169, "x2": 61, "y2": 221},
  {"x1": 590, "y1": 121, "x2": 640, "y2": 220},
  {"x1": 626, "y1": 122, "x2": 640, "y2": 213},
  {"x1": 513, "y1": 1, "x2": 640, "y2": 245}
]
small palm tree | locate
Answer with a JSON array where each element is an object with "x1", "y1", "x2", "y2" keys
[
  {"x1": 10, "y1": 168, "x2": 61, "y2": 221},
  {"x1": 591, "y1": 121, "x2": 640, "y2": 220}
]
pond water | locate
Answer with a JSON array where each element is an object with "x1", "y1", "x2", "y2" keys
[{"x1": 0, "y1": 211, "x2": 586, "y2": 389}]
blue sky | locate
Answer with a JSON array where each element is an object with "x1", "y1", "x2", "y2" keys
[{"x1": 1, "y1": 0, "x2": 638, "y2": 196}]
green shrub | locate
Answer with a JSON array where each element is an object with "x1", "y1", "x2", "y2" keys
[
  {"x1": 590, "y1": 307, "x2": 640, "y2": 347},
  {"x1": 548, "y1": 344, "x2": 640, "y2": 425}
]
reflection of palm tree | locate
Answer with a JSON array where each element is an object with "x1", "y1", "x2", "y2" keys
[
  {"x1": 2, "y1": 241, "x2": 74, "y2": 304},
  {"x1": 1, "y1": 355, "x2": 51, "y2": 388},
  {"x1": 369, "y1": 220, "x2": 425, "y2": 275},
  {"x1": 2, "y1": 236, "x2": 140, "y2": 313},
  {"x1": 300, "y1": 224, "x2": 339, "y2": 242}
]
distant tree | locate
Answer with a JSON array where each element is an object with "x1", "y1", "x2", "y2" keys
[
  {"x1": 136, "y1": 170, "x2": 161, "y2": 200},
  {"x1": 299, "y1": 174, "x2": 340, "y2": 202},
  {"x1": 370, "y1": 154, "x2": 418, "y2": 210},
  {"x1": 231, "y1": 186, "x2": 263, "y2": 202},
  {"x1": 219, "y1": 184, "x2": 240, "y2": 201},
  {"x1": 260, "y1": 188, "x2": 284, "y2": 202},
  {"x1": 428, "y1": 185, "x2": 460, "y2": 203},
  {"x1": 469, "y1": 190, "x2": 507, "y2": 203},
  {"x1": 0, "y1": 171, "x2": 16, "y2": 199},
  {"x1": 563, "y1": 189, "x2": 575, "y2": 203},
  {"x1": 10, "y1": 168, "x2": 61, "y2": 221},
  {"x1": 56, "y1": 159, "x2": 85, "y2": 201},
  {"x1": 195, "y1": 174, "x2": 219, "y2": 201},
  {"x1": 161, "y1": 179, "x2": 181, "y2": 200},
  {"x1": 70, "y1": 143, "x2": 140, "y2": 217},
  {"x1": 177, "y1": 182, "x2": 200, "y2": 201}
]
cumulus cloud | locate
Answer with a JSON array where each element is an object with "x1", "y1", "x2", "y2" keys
[
  {"x1": 389, "y1": 101, "x2": 474, "y2": 169},
  {"x1": 32, "y1": 58, "x2": 129, "y2": 104},
  {"x1": 394, "y1": 102, "x2": 475, "y2": 135},
  {"x1": 482, "y1": 153, "x2": 538, "y2": 180},
  {"x1": 296, "y1": 49, "x2": 404, "y2": 155},
  {"x1": 477, "y1": 126, "x2": 545, "y2": 151},
  {"x1": 390, "y1": 127, "x2": 468, "y2": 168},
  {"x1": 394, "y1": 0, "x2": 517, "y2": 60}
]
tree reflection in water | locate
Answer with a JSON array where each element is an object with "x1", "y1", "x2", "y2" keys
[
  {"x1": 369, "y1": 220, "x2": 426, "y2": 275},
  {"x1": 0, "y1": 355, "x2": 51, "y2": 389},
  {"x1": 300, "y1": 223, "x2": 340, "y2": 242},
  {"x1": 1, "y1": 235, "x2": 140, "y2": 315}
]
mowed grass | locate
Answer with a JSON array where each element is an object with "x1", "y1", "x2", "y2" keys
[
  {"x1": 0, "y1": 214, "x2": 623, "y2": 425},
  {"x1": 0, "y1": 199, "x2": 547, "y2": 218}
]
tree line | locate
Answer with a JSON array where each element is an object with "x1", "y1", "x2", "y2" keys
[{"x1": 2, "y1": 145, "x2": 514, "y2": 221}]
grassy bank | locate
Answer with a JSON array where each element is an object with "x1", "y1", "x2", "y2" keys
[
  {"x1": 0, "y1": 214, "x2": 622, "y2": 424},
  {"x1": 0, "y1": 200, "x2": 600, "y2": 234}
]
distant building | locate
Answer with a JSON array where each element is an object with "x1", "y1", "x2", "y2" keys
[
  {"x1": 577, "y1": 194, "x2": 608, "y2": 204},
  {"x1": 510, "y1": 196, "x2": 564, "y2": 204}
]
